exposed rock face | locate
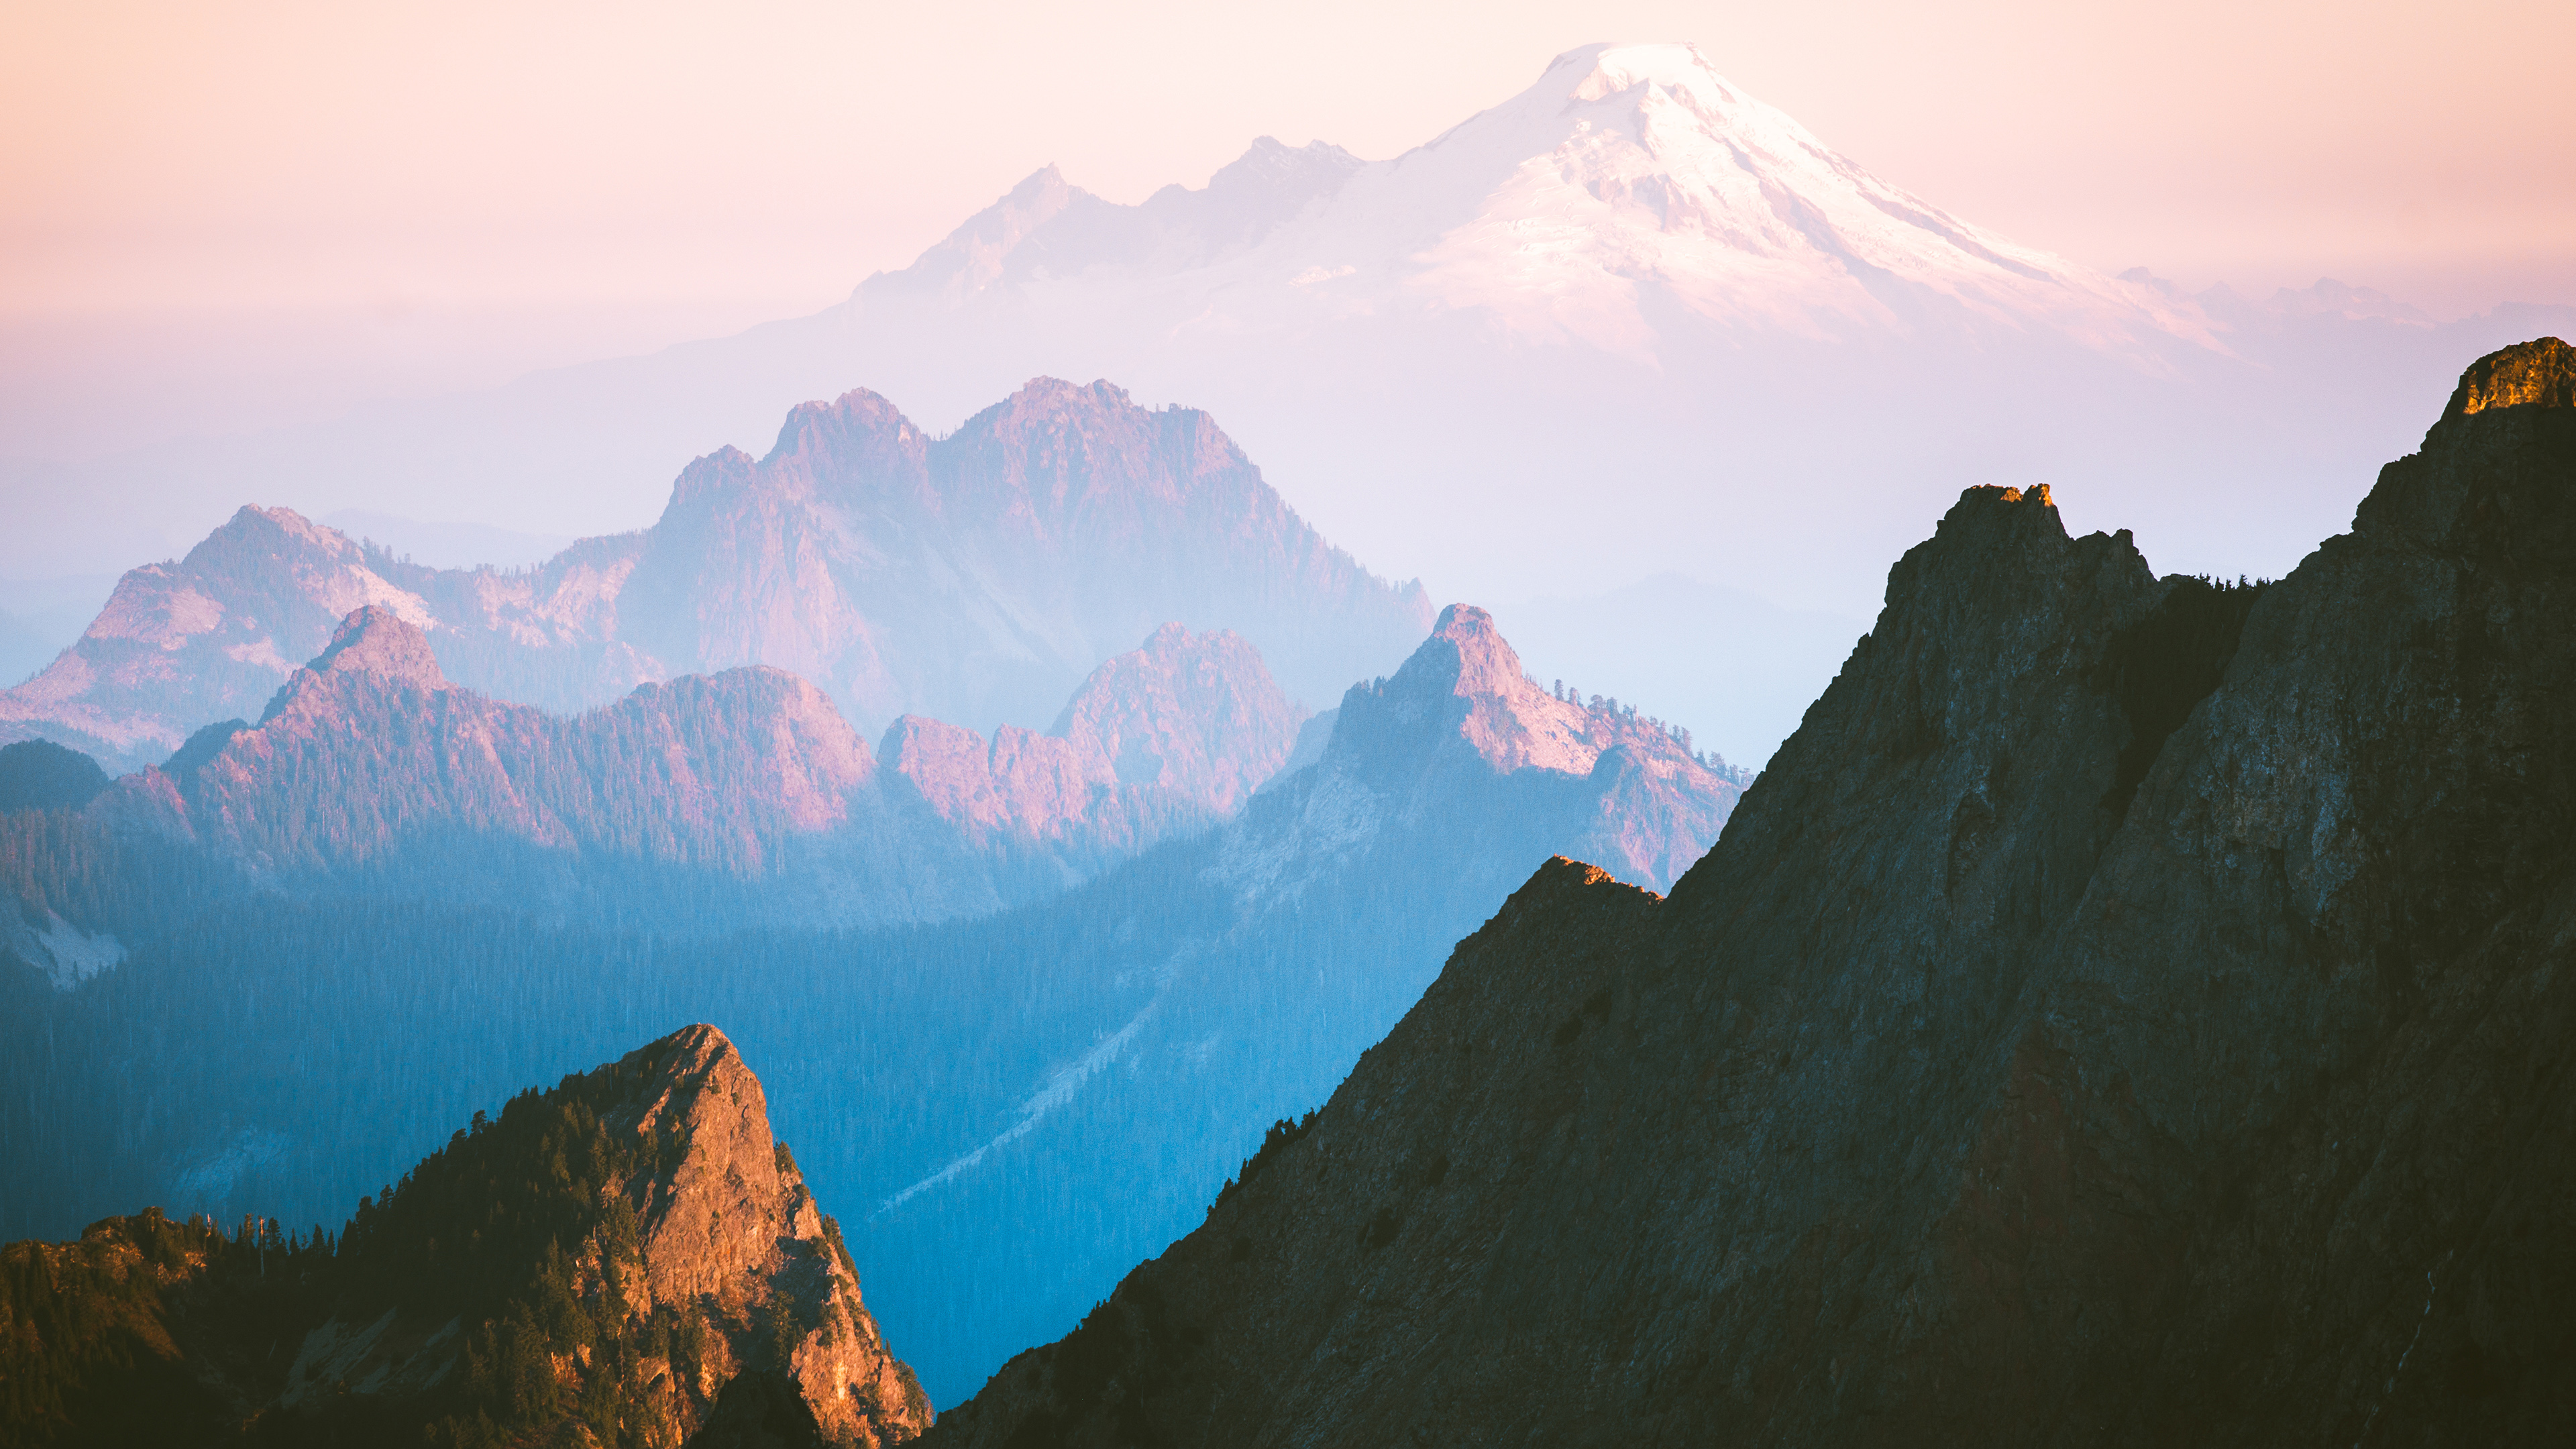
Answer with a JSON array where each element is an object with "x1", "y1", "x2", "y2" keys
[
  {"x1": 926, "y1": 339, "x2": 2576, "y2": 1445},
  {"x1": 83, "y1": 607, "x2": 1301, "y2": 928},
  {"x1": 0, "y1": 379, "x2": 1427, "y2": 772},
  {"x1": 0, "y1": 1024, "x2": 928, "y2": 1447}
]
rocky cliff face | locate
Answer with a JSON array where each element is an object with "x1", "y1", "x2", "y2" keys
[
  {"x1": 925, "y1": 339, "x2": 2576, "y2": 1446},
  {"x1": 0, "y1": 378, "x2": 1426, "y2": 772},
  {"x1": 0, "y1": 1024, "x2": 928, "y2": 1448}
]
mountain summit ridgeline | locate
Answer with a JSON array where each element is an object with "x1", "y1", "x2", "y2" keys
[
  {"x1": 925, "y1": 344, "x2": 2576, "y2": 1445},
  {"x1": 60, "y1": 602, "x2": 1306, "y2": 930},
  {"x1": 0, "y1": 378, "x2": 1426, "y2": 773}
]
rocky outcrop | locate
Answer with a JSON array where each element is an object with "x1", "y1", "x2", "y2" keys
[
  {"x1": 925, "y1": 339, "x2": 2576, "y2": 1445},
  {"x1": 0, "y1": 380, "x2": 1427, "y2": 771},
  {"x1": 0, "y1": 1024, "x2": 928, "y2": 1448}
]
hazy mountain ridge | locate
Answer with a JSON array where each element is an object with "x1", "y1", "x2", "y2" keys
[
  {"x1": 924, "y1": 339, "x2": 2576, "y2": 1445},
  {"x1": 66, "y1": 604, "x2": 1305, "y2": 932},
  {"x1": 1222, "y1": 604, "x2": 1737, "y2": 900},
  {"x1": 12, "y1": 44, "x2": 2566, "y2": 773},
  {"x1": 0, "y1": 1024, "x2": 930, "y2": 1447},
  {"x1": 841, "y1": 602, "x2": 1741, "y2": 1397},
  {"x1": 0, "y1": 378, "x2": 1426, "y2": 773},
  {"x1": 881, "y1": 623, "x2": 1307, "y2": 863}
]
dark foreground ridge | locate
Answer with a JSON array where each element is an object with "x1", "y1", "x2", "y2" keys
[
  {"x1": 925, "y1": 338, "x2": 2576, "y2": 1446},
  {"x1": 0, "y1": 1025, "x2": 930, "y2": 1448}
]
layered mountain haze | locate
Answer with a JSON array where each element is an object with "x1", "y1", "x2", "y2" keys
[
  {"x1": 20, "y1": 44, "x2": 2567, "y2": 771},
  {"x1": 841, "y1": 603, "x2": 1741, "y2": 1398},
  {"x1": 18, "y1": 36, "x2": 2571, "y2": 1442},
  {"x1": 74, "y1": 604, "x2": 1303, "y2": 928},
  {"x1": 0, "y1": 378, "x2": 1424, "y2": 773},
  {"x1": 1, "y1": 598, "x2": 1743, "y2": 1407},
  {"x1": 1, "y1": 1024, "x2": 932, "y2": 1446},
  {"x1": 881, "y1": 624, "x2": 1307, "y2": 861},
  {"x1": 926, "y1": 340, "x2": 2576, "y2": 1445}
]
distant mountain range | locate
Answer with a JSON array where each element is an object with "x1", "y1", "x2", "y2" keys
[
  {"x1": 1, "y1": 600, "x2": 1743, "y2": 1406},
  {"x1": 13, "y1": 42, "x2": 2569, "y2": 727},
  {"x1": 38, "y1": 601, "x2": 1299, "y2": 932},
  {"x1": 0, "y1": 377, "x2": 1426, "y2": 775}
]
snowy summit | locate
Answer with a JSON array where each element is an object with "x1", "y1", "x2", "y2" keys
[{"x1": 865, "y1": 42, "x2": 2218, "y2": 361}]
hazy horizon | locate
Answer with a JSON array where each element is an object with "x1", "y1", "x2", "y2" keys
[
  {"x1": 7, "y1": 1, "x2": 2572, "y2": 473},
  {"x1": 5, "y1": 7, "x2": 2572, "y2": 769}
]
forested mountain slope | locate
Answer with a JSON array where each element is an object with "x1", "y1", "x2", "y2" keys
[
  {"x1": 73, "y1": 604, "x2": 1301, "y2": 929},
  {"x1": 1, "y1": 604, "x2": 1741, "y2": 1405},
  {"x1": 925, "y1": 339, "x2": 2576, "y2": 1446},
  {"x1": 0, "y1": 1024, "x2": 928, "y2": 1448}
]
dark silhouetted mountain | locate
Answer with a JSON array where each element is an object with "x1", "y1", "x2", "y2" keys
[
  {"x1": 0, "y1": 1023, "x2": 926, "y2": 1447},
  {"x1": 0, "y1": 379, "x2": 1426, "y2": 773},
  {"x1": 924, "y1": 339, "x2": 2576, "y2": 1446}
]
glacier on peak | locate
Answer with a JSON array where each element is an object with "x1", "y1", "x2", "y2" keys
[{"x1": 864, "y1": 39, "x2": 2217, "y2": 360}]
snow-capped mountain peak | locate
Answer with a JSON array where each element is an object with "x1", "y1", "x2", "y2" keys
[
  {"x1": 1330, "y1": 40, "x2": 2215, "y2": 352},
  {"x1": 863, "y1": 40, "x2": 2218, "y2": 362}
]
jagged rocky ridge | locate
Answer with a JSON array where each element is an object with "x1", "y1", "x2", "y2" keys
[
  {"x1": 0, "y1": 378, "x2": 1426, "y2": 772},
  {"x1": 925, "y1": 339, "x2": 2576, "y2": 1445},
  {"x1": 74, "y1": 604, "x2": 1303, "y2": 929},
  {"x1": 0, "y1": 1023, "x2": 929, "y2": 1447}
]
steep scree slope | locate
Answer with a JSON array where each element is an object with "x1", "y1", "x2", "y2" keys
[{"x1": 924, "y1": 338, "x2": 2576, "y2": 1446}]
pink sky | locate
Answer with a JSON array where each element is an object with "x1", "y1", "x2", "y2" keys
[{"x1": 4, "y1": 0, "x2": 2573, "y2": 461}]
